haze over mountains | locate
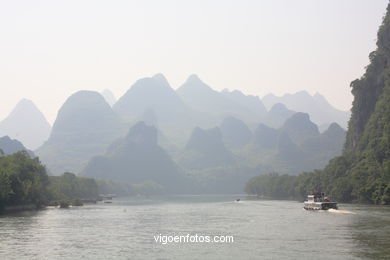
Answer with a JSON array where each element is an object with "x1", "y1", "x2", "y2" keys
[
  {"x1": 237, "y1": 113, "x2": 346, "y2": 174},
  {"x1": 35, "y1": 91, "x2": 125, "y2": 174},
  {"x1": 177, "y1": 75, "x2": 266, "y2": 124},
  {"x1": 101, "y1": 89, "x2": 117, "y2": 107},
  {"x1": 0, "y1": 136, "x2": 34, "y2": 157},
  {"x1": 220, "y1": 116, "x2": 253, "y2": 149},
  {"x1": 0, "y1": 99, "x2": 51, "y2": 150},
  {"x1": 112, "y1": 74, "x2": 201, "y2": 145},
  {"x1": 178, "y1": 127, "x2": 235, "y2": 170},
  {"x1": 114, "y1": 74, "x2": 190, "y2": 123},
  {"x1": 1, "y1": 74, "x2": 350, "y2": 193},
  {"x1": 246, "y1": 6, "x2": 390, "y2": 205},
  {"x1": 281, "y1": 113, "x2": 320, "y2": 144},
  {"x1": 262, "y1": 91, "x2": 350, "y2": 130},
  {"x1": 83, "y1": 122, "x2": 185, "y2": 193},
  {"x1": 261, "y1": 103, "x2": 296, "y2": 129}
]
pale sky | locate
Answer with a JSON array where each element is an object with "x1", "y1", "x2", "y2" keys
[{"x1": 0, "y1": 0, "x2": 388, "y2": 124}]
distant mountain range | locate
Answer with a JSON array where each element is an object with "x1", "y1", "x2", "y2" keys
[
  {"x1": 178, "y1": 127, "x2": 235, "y2": 170},
  {"x1": 246, "y1": 5, "x2": 390, "y2": 205},
  {"x1": 35, "y1": 91, "x2": 125, "y2": 174},
  {"x1": 280, "y1": 112, "x2": 319, "y2": 144},
  {"x1": 0, "y1": 73, "x2": 348, "y2": 193},
  {"x1": 0, "y1": 136, "x2": 35, "y2": 157},
  {"x1": 220, "y1": 116, "x2": 253, "y2": 149},
  {"x1": 83, "y1": 122, "x2": 185, "y2": 192},
  {"x1": 177, "y1": 75, "x2": 265, "y2": 124},
  {"x1": 262, "y1": 91, "x2": 350, "y2": 129},
  {"x1": 237, "y1": 112, "x2": 346, "y2": 174},
  {"x1": 101, "y1": 89, "x2": 117, "y2": 106},
  {"x1": 114, "y1": 74, "x2": 191, "y2": 123},
  {"x1": 0, "y1": 99, "x2": 51, "y2": 150},
  {"x1": 260, "y1": 103, "x2": 296, "y2": 129},
  {"x1": 113, "y1": 74, "x2": 203, "y2": 146}
]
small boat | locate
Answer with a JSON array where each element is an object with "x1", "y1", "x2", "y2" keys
[
  {"x1": 304, "y1": 191, "x2": 337, "y2": 210},
  {"x1": 99, "y1": 194, "x2": 115, "y2": 200},
  {"x1": 103, "y1": 201, "x2": 112, "y2": 204}
]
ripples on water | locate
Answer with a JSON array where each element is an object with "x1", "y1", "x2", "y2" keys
[{"x1": 0, "y1": 195, "x2": 389, "y2": 260}]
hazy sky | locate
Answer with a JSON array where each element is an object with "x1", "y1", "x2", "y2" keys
[{"x1": 0, "y1": 0, "x2": 388, "y2": 124}]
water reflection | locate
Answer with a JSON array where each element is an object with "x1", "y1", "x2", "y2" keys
[
  {"x1": 0, "y1": 197, "x2": 389, "y2": 259},
  {"x1": 348, "y1": 205, "x2": 390, "y2": 259}
]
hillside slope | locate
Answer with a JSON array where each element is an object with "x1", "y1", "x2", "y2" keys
[
  {"x1": 0, "y1": 99, "x2": 51, "y2": 150},
  {"x1": 36, "y1": 91, "x2": 124, "y2": 175},
  {"x1": 247, "y1": 5, "x2": 390, "y2": 204}
]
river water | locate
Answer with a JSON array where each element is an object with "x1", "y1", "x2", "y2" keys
[{"x1": 0, "y1": 195, "x2": 389, "y2": 260}]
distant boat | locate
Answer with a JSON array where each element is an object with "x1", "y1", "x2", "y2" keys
[
  {"x1": 235, "y1": 198, "x2": 241, "y2": 202},
  {"x1": 304, "y1": 191, "x2": 337, "y2": 210},
  {"x1": 103, "y1": 201, "x2": 112, "y2": 204},
  {"x1": 99, "y1": 194, "x2": 116, "y2": 200}
]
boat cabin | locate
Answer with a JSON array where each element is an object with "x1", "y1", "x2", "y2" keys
[{"x1": 304, "y1": 191, "x2": 338, "y2": 210}]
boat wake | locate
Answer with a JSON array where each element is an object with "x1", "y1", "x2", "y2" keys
[{"x1": 328, "y1": 209, "x2": 356, "y2": 214}]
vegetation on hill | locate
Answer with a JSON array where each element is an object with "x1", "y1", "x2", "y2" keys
[
  {"x1": 48, "y1": 172, "x2": 99, "y2": 202},
  {"x1": 0, "y1": 151, "x2": 50, "y2": 210},
  {"x1": 0, "y1": 151, "x2": 141, "y2": 213},
  {"x1": 246, "y1": 4, "x2": 390, "y2": 204},
  {"x1": 34, "y1": 69, "x2": 348, "y2": 187},
  {"x1": 0, "y1": 151, "x2": 102, "y2": 211}
]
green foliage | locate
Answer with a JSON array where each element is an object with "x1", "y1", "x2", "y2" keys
[
  {"x1": 0, "y1": 168, "x2": 12, "y2": 208},
  {"x1": 245, "y1": 173, "x2": 298, "y2": 199},
  {"x1": 0, "y1": 150, "x2": 167, "y2": 213},
  {"x1": 72, "y1": 198, "x2": 84, "y2": 206},
  {"x1": 0, "y1": 151, "x2": 50, "y2": 210},
  {"x1": 48, "y1": 172, "x2": 99, "y2": 201},
  {"x1": 59, "y1": 200, "x2": 70, "y2": 208},
  {"x1": 245, "y1": 4, "x2": 390, "y2": 204}
]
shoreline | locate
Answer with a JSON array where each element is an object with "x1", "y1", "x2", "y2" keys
[{"x1": 0, "y1": 204, "x2": 41, "y2": 215}]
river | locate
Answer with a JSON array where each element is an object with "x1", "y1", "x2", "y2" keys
[{"x1": 0, "y1": 195, "x2": 389, "y2": 259}]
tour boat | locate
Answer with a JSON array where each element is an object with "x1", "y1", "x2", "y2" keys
[{"x1": 303, "y1": 191, "x2": 337, "y2": 210}]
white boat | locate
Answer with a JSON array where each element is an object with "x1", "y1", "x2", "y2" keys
[{"x1": 304, "y1": 192, "x2": 337, "y2": 210}]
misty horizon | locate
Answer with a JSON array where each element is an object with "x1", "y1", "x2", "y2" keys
[
  {"x1": 0, "y1": 0, "x2": 388, "y2": 123},
  {"x1": 1, "y1": 1, "x2": 390, "y2": 259},
  {"x1": 1, "y1": 73, "x2": 350, "y2": 125}
]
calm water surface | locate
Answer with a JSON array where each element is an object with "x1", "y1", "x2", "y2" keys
[{"x1": 0, "y1": 195, "x2": 389, "y2": 260}]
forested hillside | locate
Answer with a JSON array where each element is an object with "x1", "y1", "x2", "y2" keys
[
  {"x1": 246, "y1": 5, "x2": 390, "y2": 204},
  {"x1": 0, "y1": 151, "x2": 133, "y2": 212},
  {"x1": 0, "y1": 152, "x2": 50, "y2": 210}
]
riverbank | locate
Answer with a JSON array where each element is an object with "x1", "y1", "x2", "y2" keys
[
  {"x1": 0, "y1": 200, "x2": 97, "y2": 215},
  {"x1": 0, "y1": 204, "x2": 41, "y2": 215},
  {"x1": 1, "y1": 196, "x2": 389, "y2": 259}
]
